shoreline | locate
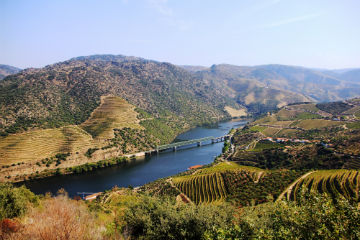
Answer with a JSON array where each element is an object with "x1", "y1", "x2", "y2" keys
[{"x1": 8, "y1": 118, "x2": 246, "y2": 187}]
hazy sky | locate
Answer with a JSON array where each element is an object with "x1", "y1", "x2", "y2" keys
[{"x1": 1, "y1": 0, "x2": 359, "y2": 69}]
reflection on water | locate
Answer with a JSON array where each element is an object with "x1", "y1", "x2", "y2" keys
[{"x1": 22, "y1": 119, "x2": 247, "y2": 197}]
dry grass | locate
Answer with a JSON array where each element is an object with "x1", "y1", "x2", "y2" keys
[
  {"x1": 5, "y1": 194, "x2": 102, "y2": 240},
  {"x1": 224, "y1": 106, "x2": 247, "y2": 117}
]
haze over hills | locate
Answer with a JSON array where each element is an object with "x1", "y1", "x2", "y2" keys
[
  {"x1": 0, "y1": 64, "x2": 21, "y2": 80},
  {"x1": 183, "y1": 64, "x2": 360, "y2": 103}
]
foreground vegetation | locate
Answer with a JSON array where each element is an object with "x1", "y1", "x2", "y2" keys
[{"x1": 1, "y1": 183, "x2": 359, "y2": 240}]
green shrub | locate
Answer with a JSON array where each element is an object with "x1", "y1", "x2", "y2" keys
[
  {"x1": 240, "y1": 191, "x2": 360, "y2": 239},
  {"x1": 122, "y1": 195, "x2": 236, "y2": 240},
  {"x1": 0, "y1": 183, "x2": 39, "y2": 219}
]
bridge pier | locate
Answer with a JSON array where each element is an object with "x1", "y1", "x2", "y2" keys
[
  {"x1": 211, "y1": 139, "x2": 215, "y2": 144},
  {"x1": 173, "y1": 146, "x2": 177, "y2": 151},
  {"x1": 197, "y1": 141, "x2": 201, "y2": 146}
]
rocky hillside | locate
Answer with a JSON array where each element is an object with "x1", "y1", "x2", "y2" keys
[
  {"x1": 194, "y1": 64, "x2": 311, "y2": 113},
  {"x1": 188, "y1": 64, "x2": 360, "y2": 107},
  {"x1": 0, "y1": 64, "x2": 21, "y2": 80},
  {"x1": 0, "y1": 55, "x2": 238, "y2": 135}
]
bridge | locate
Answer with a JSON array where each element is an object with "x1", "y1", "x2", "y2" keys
[{"x1": 147, "y1": 135, "x2": 230, "y2": 154}]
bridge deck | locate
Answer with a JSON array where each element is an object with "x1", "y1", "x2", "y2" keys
[{"x1": 156, "y1": 135, "x2": 228, "y2": 151}]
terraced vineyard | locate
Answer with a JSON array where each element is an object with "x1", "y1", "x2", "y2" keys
[
  {"x1": 81, "y1": 96, "x2": 142, "y2": 141},
  {"x1": 284, "y1": 170, "x2": 360, "y2": 201},
  {"x1": 172, "y1": 162, "x2": 266, "y2": 204},
  {"x1": 0, "y1": 96, "x2": 143, "y2": 166},
  {"x1": 173, "y1": 173, "x2": 227, "y2": 204},
  {"x1": 0, "y1": 125, "x2": 92, "y2": 166}
]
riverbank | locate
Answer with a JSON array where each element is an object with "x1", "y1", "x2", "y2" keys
[{"x1": 17, "y1": 119, "x2": 247, "y2": 197}]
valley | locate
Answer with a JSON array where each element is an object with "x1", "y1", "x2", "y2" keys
[{"x1": 1, "y1": 55, "x2": 360, "y2": 239}]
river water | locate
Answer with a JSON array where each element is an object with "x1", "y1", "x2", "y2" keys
[{"x1": 22, "y1": 120, "x2": 247, "y2": 197}]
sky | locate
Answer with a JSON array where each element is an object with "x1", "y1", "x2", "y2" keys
[{"x1": 1, "y1": 0, "x2": 359, "y2": 69}]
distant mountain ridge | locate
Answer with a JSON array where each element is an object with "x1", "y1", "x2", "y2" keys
[
  {"x1": 181, "y1": 64, "x2": 360, "y2": 103},
  {"x1": 0, "y1": 64, "x2": 21, "y2": 80}
]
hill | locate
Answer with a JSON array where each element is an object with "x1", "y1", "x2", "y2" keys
[
  {"x1": 0, "y1": 55, "x2": 238, "y2": 137},
  {"x1": 0, "y1": 64, "x2": 21, "y2": 80},
  {"x1": 1, "y1": 55, "x2": 360, "y2": 182},
  {"x1": 193, "y1": 64, "x2": 360, "y2": 106},
  {"x1": 0, "y1": 55, "x2": 243, "y2": 181},
  {"x1": 195, "y1": 64, "x2": 311, "y2": 114},
  {"x1": 230, "y1": 99, "x2": 360, "y2": 170}
]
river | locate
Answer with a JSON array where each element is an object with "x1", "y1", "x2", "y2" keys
[{"x1": 22, "y1": 119, "x2": 247, "y2": 197}]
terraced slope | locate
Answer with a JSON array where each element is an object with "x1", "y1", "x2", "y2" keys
[
  {"x1": 172, "y1": 162, "x2": 305, "y2": 206},
  {"x1": 0, "y1": 125, "x2": 92, "y2": 166},
  {"x1": 283, "y1": 170, "x2": 360, "y2": 202},
  {"x1": 173, "y1": 173, "x2": 227, "y2": 204},
  {"x1": 81, "y1": 96, "x2": 142, "y2": 140},
  {"x1": 0, "y1": 96, "x2": 143, "y2": 167},
  {"x1": 172, "y1": 162, "x2": 264, "y2": 204}
]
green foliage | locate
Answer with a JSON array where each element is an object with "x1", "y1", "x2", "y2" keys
[
  {"x1": 0, "y1": 183, "x2": 39, "y2": 219},
  {"x1": 249, "y1": 125, "x2": 267, "y2": 132},
  {"x1": 204, "y1": 223, "x2": 254, "y2": 240},
  {"x1": 84, "y1": 147, "x2": 99, "y2": 158},
  {"x1": 110, "y1": 127, "x2": 157, "y2": 153},
  {"x1": 122, "y1": 195, "x2": 236, "y2": 240},
  {"x1": 68, "y1": 157, "x2": 127, "y2": 174},
  {"x1": 250, "y1": 141, "x2": 284, "y2": 152},
  {"x1": 223, "y1": 170, "x2": 305, "y2": 206},
  {"x1": 222, "y1": 140, "x2": 231, "y2": 153},
  {"x1": 140, "y1": 118, "x2": 184, "y2": 145},
  {"x1": 241, "y1": 192, "x2": 360, "y2": 240}
]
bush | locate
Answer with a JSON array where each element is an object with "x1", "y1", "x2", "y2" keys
[
  {"x1": 0, "y1": 183, "x2": 39, "y2": 219},
  {"x1": 6, "y1": 193, "x2": 101, "y2": 239},
  {"x1": 122, "y1": 195, "x2": 237, "y2": 240},
  {"x1": 241, "y1": 191, "x2": 360, "y2": 239}
]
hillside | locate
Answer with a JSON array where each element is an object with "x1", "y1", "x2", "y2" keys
[
  {"x1": 0, "y1": 55, "x2": 243, "y2": 181},
  {"x1": 230, "y1": 99, "x2": 360, "y2": 170},
  {"x1": 193, "y1": 64, "x2": 360, "y2": 105},
  {"x1": 0, "y1": 64, "x2": 21, "y2": 80},
  {"x1": 0, "y1": 55, "x2": 237, "y2": 136},
  {"x1": 195, "y1": 64, "x2": 311, "y2": 114},
  {"x1": 1, "y1": 55, "x2": 360, "y2": 182}
]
